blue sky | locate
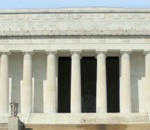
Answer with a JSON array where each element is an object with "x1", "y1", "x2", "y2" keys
[{"x1": 0, "y1": 0, "x2": 150, "y2": 9}]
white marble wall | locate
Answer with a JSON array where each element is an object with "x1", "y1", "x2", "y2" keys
[
  {"x1": 130, "y1": 52, "x2": 145, "y2": 112},
  {"x1": 9, "y1": 52, "x2": 47, "y2": 113},
  {"x1": 32, "y1": 53, "x2": 46, "y2": 112},
  {"x1": 9, "y1": 53, "x2": 23, "y2": 113}
]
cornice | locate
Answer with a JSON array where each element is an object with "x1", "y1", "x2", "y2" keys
[
  {"x1": 1, "y1": 36, "x2": 150, "y2": 45},
  {"x1": 1, "y1": 13, "x2": 150, "y2": 21},
  {"x1": 2, "y1": 8, "x2": 150, "y2": 13},
  {"x1": 1, "y1": 9, "x2": 150, "y2": 36},
  {"x1": 0, "y1": 29, "x2": 150, "y2": 36}
]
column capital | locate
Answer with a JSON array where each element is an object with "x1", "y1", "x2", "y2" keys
[
  {"x1": 96, "y1": 50, "x2": 107, "y2": 55},
  {"x1": 70, "y1": 50, "x2": 82, "y2": 55},
  {"x1": 46, "y1": 50, "x2": 57, "y2": 55},
  {"x1": 0, "y1": 51, "x2": 11, "y2": 55},
  {"x1": 144, "y1": 50, "x2": 150, "y2": 55},
  {"x1": 120, "y1": 50, "x2": 132, "y2": 55},
  {"x1": 22, "y1": 51, "x2": 34, "y2": 55},
  {"x1": 95, "y1": 50, "x2": 107, "y2": 59},
  {"x1": 95, "y1": 50, "x2": 107, "y2": 58}
]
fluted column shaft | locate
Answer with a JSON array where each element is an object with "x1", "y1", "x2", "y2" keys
[
  {"x1": 145, "y1": 52, "x2": 150, "y2": 112},
  {"x1": 96, "y1": 52, "x2": 107, "y2": 113},
  {"x1": 71, "y1": 52, "x2": 81, "y2": 113},
  {"x1": 120, "y1": 51, "x2": 131, "y2": 113},
  {"x1": 0, "y1": 53, "x2": 10, "y2": 113},
  {"x1": 21, "y1": 52, "x2": 33, "y2": 113},
  {"x1": 44, "y1": 51, "x2": 57, "y2": 113}
]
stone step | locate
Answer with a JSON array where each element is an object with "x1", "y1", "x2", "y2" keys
[
  {"x1": 25, "y1": 124, "x2": 150, "y2": 130},
  {"x1": 0, "y1": 123, "x2": 7, "y2": 130},
  {"x1": 1, "y1": 123, "x2": 150, "y2": 130}
]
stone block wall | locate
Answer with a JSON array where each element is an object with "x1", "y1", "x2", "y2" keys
[
  {"x1": 1, "y1": 124, "x2": 150, "y2": 130},
  {"x1": 25, "y1": 124, "x2": 150, "y2": 130},
  {"x1": 0, "y1": 124, "x2": 8, "y2": 130}
]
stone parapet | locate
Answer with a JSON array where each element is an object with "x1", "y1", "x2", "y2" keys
[{"x1": 0, "y1": 8, "x2": 150, "y2": 36}]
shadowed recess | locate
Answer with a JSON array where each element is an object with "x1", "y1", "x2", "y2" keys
[
  {"x1": 106, "y1": 57, "x2": 120, "y2": 112},
  {"x1": 58, "y1": 57, "x2": 71, "y2": 113}
]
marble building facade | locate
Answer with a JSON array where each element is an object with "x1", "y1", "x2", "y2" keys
[{"x1": 0, "y1": 8, "x2": 150, "y2": 128}]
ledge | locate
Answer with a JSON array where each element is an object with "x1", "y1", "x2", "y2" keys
[
  {"x1": 0, "y1": 8, "x2": 150, "y2": 36},
  {"x1": 0, "y1": 30, "x2": 150, "y2": 36},
  {"x1": 0, "y1": 113, "x2": 149, "y2": 124},
  {"x1": 25, "y1": 124, "x2": 150, "y2": 130},
  {"x1": 1, "y1": 8, "x2": 150, "y2": 14}
]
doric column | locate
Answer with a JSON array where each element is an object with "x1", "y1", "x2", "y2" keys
[
  {"x1": 120, "y1": 51, "x2": 131, "y2": 113},
  {"x1": 21, "y1": 51, "x2": 33, "y2": 113},
  {"x1": 96, "y1": 51, "x2": 107, "y2": 113},
  {"x1": 44, "y1": 51, "x2": 57, "y2": 113},
  {"x1": 145, "y1": 51, "x2": 150, "y2": 112},
  {"x1": 71, "y1": 51, "x2": 81, "y2": 113},
  {"x1": 0, "y1": 52, "x2": 10, "y2": 113}
]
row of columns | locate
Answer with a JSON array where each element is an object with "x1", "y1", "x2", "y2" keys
[
  {"x1": 71, "y1": 50, "x2": 131, "y2": 113},
  {"x1": 0, "y1": 50, "x2": 149, "y2": 113}
]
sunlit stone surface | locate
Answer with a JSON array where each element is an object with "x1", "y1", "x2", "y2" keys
[{"x1": 0, "y1": 7, "x2": 149, "y2": 129}]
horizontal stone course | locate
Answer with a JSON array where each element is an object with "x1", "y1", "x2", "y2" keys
[
  {"x1": 25, "y1": 124, "x2": 150, "y2": 130},
  {"x1": 0, "y1": 8, "x2": 150, "y2": 36}
]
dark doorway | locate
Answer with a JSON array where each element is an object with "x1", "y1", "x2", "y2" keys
[
  {"x1": 106, "y1": 57, "x2": 120, "y2": 112},
  {"x1": 58, "y1": 57, "x2": 71, "y2": 113},
  {"x1": 81, "y1": 57, "x2": 96, "y2": 113}
]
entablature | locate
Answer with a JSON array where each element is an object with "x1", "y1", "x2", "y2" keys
[{"x1": 1, "y1": 8, "x2": 150, "y2": 36}]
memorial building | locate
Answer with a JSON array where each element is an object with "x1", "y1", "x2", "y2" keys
[{"x1": 0, "y1": 8, "x2": 150, "y2": 129}]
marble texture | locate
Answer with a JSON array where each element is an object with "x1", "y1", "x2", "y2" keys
[
  {"x1": 96, "y1": 52, "x2": 107, "y2": 113},
  {"x1": 0, "y1": 8, "x2": 149, "y2": 125}
]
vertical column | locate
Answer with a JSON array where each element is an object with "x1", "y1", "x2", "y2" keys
[
  {"x1": 21, "y1": 52, "x2": 33, "y2": 113},
  {"x1": 0, "y1": 52, "x2": 10, "y2": 113},
  {"x1": 145, "y1": 51, "x2": 150, "y2": 112},
  {"x1": 120, "y1": 51, "x2": 131, "y2": 113},
  {"x1": 71, "y1": 51, "x2": 81, "y2": 113},
  {"x1": 55, "y1": 55, "x2": 58, "y2": 112},
  {"x1": 96, "y1": 51, "x2": 107, "y2": 113},
  {"x1": 44, "y1": 51, "x2": 57, "y2": 113}
]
